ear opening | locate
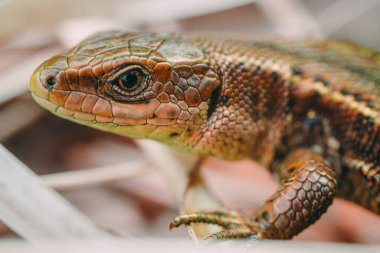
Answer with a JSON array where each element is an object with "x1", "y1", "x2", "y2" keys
[{"x1": 207, "y1": 85, "x2": 221, "y2": 119}]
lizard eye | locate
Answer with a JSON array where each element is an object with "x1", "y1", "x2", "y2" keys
[
  {"x1": 117, "y1": 69, "x2": 144, "y2": 91},
  {"x1": 117, "y1": 68, "x2": 145, "y2": 92},
  {"x1": 108, "y1": 66, "x2": 150, "y2": 98}
]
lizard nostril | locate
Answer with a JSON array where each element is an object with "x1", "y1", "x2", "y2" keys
[
  {"x1": 46, "y1": 76, "x2": 57, "y2": 87},
  {"x1": 39, "y1": 68, "x2": 60, "y2": 89}
]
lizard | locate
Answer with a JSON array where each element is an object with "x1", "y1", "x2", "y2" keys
[{"x1": 28, "y1": 32, "x2": 380, "y2": 239}]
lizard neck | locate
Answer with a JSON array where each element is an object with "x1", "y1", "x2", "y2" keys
[{"x1": 189, "y1": 38, "x2": 291, "y2": 165}]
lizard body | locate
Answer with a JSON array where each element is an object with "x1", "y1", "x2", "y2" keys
[{"x1": 29, "y1": 32, "x2": 380, "y2": 239}]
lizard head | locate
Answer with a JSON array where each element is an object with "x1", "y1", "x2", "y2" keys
[{"x1": 29, "y1": 32, "x2": 221, "y2": 151}]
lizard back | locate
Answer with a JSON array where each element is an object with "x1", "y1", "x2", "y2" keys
[{"x1": 188, "y1": 36, "x2": 380, "y2": 213}]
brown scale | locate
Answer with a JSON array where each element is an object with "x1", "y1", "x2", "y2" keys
[{"x1": 29, "y1": 32, "x2": 380, "y2": 239}]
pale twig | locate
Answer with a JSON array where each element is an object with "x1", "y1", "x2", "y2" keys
[
  {"x1": 257, "y1": 0, "x2": 323, "y2": 37},
  {"x1": 0, "y1": 238, "x2": 377, "y2": 252},
  {"x1": 136, "y1": 141, "x2": 216, "y2": 239},
  {"x1": 0, "y1": 0, "x2": 256, "y2": 39},
  {"x1": 115, "y1": 0, "x2": 257, "y2": 26},
  {"x1": 0, "y1": 48, "x2": 60, "y2": 104},
  {"x1": 316, "y1": 0, "x2": 380, "y2": 35},
  {"x1": 0, "y1": 145, "x2": 109, "y2": 244},
  {"x1": 136, "y1": 140, "x2": 191, "y2": 204},
  {"x1": 0, "y1": 99, "x2": 45, "y2": 141},
  {"x1": 42, "y1": 160, "x2": 151, "y2": 191}
]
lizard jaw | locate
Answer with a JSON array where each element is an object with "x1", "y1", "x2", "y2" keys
[{"x1": 29, "y1": 69, "x2": 159, "y2": 138}]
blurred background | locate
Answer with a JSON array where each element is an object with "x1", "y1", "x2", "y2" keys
[{"x1": 1, "y1": 0, "x2": 380, "y2": 248}]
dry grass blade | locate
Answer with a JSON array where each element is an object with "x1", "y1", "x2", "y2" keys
[
  {"x1": 0, "y1": 145, "x2": 109, "y2": 244},
  {"x1": 316, "y1": 0, "x2": 380, "y2": 35},
  {"x1": 257, "y1": 0, "x2": 322, "y2": 37},
  {"x1": 42, "y1": 160, "x2": 151, "y2": 191},
  {"x1": 0, "y1": 48, "x2": 60, "y2": 105},
  {"x1": 0, "y1": 99, "x2": 45, "y2": 141}
]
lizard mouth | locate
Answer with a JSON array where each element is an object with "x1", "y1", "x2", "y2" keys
[
  {"x1": 31, "y1": 92, "x2": 99, "y2": 123},
  {"x1": 29, "y1": 70, "x2": 159, "y2": 138},
  {"x1": 30, "y1": 91, "x2": 159, "y2": 138}
]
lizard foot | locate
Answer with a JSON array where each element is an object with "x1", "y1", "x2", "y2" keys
[
  {"x1": 169, "y1": 209, "x2": 259, "y2": 239},
  {"x1": 170, "y1": 150, "x2": 337, "y2": 240}
]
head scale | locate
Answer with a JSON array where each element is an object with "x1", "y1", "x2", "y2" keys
[{"x1": 29, "y1": 32, "x2": 221, "y2": 152}]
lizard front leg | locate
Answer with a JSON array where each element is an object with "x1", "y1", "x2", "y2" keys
[{"x1": 170, "y1": 148, "x2": 337, "y2": 239}]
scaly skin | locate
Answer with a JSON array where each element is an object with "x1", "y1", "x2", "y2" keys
[{"x1": 29, "y1": 32, "x2": 380, "y2": 239}]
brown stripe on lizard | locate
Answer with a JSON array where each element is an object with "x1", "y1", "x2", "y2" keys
[{"x1": 29, "y1": 32, "x2": 380, "y2": 239}]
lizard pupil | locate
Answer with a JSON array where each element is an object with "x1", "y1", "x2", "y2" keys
[
  {"x1": 46, "y1": 76, "x2": 57, "y2": 87},
  {"x1": 118, "y1": 70, "x2": 142, "y2": 91}
]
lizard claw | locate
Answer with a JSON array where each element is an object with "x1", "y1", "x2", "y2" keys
[
  {"x1": 169, "y1": 209, "x2": 259, "y2": 239},
  {"x1": 207, "y1": 229, "x2": 259, "y2": 240}
]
